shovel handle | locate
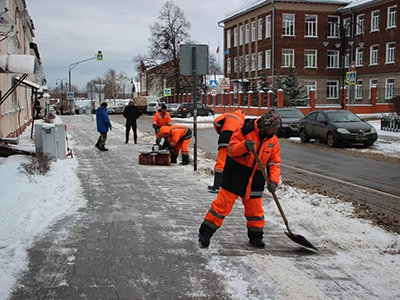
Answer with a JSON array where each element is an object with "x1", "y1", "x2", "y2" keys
[{"x1": 250, "y1": 148, "x2": 290, "y2": 229}]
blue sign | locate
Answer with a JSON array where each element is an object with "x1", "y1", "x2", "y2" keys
[
  {"x1": 67, "y1": 92, "x2": 74, "y2": 99},
  {"x1": 210, "y1": 80, "x2": 218, "y2": 89}
]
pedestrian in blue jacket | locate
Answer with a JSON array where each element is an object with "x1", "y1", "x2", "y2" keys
[{"x1": 95, "y1": 102, "x2": 112, "y2": 151}]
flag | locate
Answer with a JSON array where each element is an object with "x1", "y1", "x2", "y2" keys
[
  {"x1": 216, "y1": 45, "x2": 220, "y2": 54},
  {"x1": 224, "y1": 49, "x2": 230, "y2": 55}
]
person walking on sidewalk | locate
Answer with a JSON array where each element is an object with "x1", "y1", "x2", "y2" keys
[
  {"x1": 123, "y1": 100, "x2": 141, "y2": 144},
  {"x1": 208, "y1": 109, "x2": 245, "y2": 193},
  {"x1": 95, "y1": 102, "x2": 112, "y2": 151},
  {"x1": 198, "y1": 108, "x2": 282, "y2": 249},
  {"x1": 156, "y1": 124, "x2": 192, "y2": 165}
]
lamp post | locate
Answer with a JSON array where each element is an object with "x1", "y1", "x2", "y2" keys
[
  {"x1": 323, "y1": 20, "x2": 364, "y2": 110},
  {"x1": 56, "y1": 78, "x2": 68, "y2": 115}
]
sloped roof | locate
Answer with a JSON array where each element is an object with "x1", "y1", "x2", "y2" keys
[{"x1": 339, "y1": 0, "x2": 380, "y2": 10}]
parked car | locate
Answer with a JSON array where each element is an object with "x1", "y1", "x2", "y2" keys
[
  {"x1": 167, "y1": 103, "x2": 180, "y2": 117},
  {"x1": 107, "y1": 106, "x2": 116, "y2": 114},
  {"x1": 169, "y1": 103, "x2": 214, "y2": 118},
  {"x1": 275, "y1": 107, "x2": 305, "y2": 138},
  {"x1": 146, "y1": 102, "x2": 160, "y2": 115},
  {"x1": 298, "y1": 109, "x2": 378, "y2": 147}
]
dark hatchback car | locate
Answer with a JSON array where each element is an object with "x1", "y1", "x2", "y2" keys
[
  {"x1": 168, "y1": 103, "x2": 214, "y2": 118},
  {"x1": 275, "y1": 107, "x2": 305, "y2": 138},
  {"x1": 298, "y1": 110, "x2": 378, "y2": 147}
]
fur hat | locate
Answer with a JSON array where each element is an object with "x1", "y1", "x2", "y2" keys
[{"x1": 258, "y1": 108, "x2": 282, "y2": 132}]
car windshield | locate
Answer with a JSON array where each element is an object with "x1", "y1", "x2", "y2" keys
[
  {"x1": 278, "y1": 110, "x2": 304, "y2": 118},
  {"x1": 326, "y1": 111, "x2": 361, "y2": 122},
  {"x1": 148, "y1": 103, "x2": 158, "y2": 107}
]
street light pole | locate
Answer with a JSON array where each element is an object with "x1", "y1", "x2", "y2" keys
[{"x1": 56, "y1": 78, "x2": 68, "y2": 115}]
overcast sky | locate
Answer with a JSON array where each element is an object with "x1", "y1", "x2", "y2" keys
[{"x1": 26, "y1": 0, "x2": 249, "y2": 91}]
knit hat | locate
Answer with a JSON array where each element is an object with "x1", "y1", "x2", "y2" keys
[
  {"x1": 101, "y1": 102, "x2": 108, "y2": 108},
  {"x1": 258, "y1": 108, "x2": 282, "y2": 133},
  {"x1": 161, "y1": 104, "x2": 167, "y2": 110}
]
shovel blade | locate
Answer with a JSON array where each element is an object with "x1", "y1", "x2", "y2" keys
[{"x1": 285, "y1": 231, "x2": 318, "y2": 251}]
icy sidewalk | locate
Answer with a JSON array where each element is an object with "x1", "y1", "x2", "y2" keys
[{"x1": 8, "y1": 114, "x2": 400, "y2": 300}]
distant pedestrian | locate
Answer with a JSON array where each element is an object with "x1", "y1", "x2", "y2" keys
[
  {"x1": 34, "y1": 99, "x2": 41, "y2": 118},
  {"x1": 156, "y1": 125, "x2": 192, "y2": 165},
  {"x1": 123, "y1": 100, "x2": 141, "y2": 144},
  {"x1": 95, "y1": 102, "x2": 112, "y2": 151}
]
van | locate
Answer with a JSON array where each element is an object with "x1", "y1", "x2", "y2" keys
[{"x1": 133, "y1": 96, "x2": 159, "y2": 114}]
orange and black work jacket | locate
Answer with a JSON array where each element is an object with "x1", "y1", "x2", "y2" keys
[
  {"x1": 213, "y1": 110, "x2": 245, "y2": 149},
  {"x1": 156, "y1": 125, "x2": 192, "y2": 148},
  {"x1": 152, "y1": 110, "x2": 172, "y2": 128},
  {"x1": 221, "y1": 118, "x2": 281, "y2": 199}
]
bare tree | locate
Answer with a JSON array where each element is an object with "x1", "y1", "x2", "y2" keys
[{"x1": 208, "y1": 54, "x2": 222, "y2": 75}]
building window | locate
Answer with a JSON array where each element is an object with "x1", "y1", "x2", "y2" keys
[
  {"x1": 258, "y1": 19, "x2": 262, "y2": 40},
  {"x1": 283, "y1": 14, "x2": 294, "y2": 36},
  {"x1": 385, "y1": 78, "x2": 395, "y2": 99},
  {"x1": 305, "y1": 15, "x2": 317, "y2": 37},
  {"x1": 234, "y1": 28, "x2": 238, "y2": 47},
  {"x1": 251, "y1": 53, "x2": 256, "y2": 71},
  {"x1": 386, "y1": 42, "x2": 395, "y2": 63},
  {"x1": 245, "y1": 23, "x2": 250, "y2": 44},
  {"x1": 258, "y1": 52, "x2": 263, "y2": 70},
  {"x1": 356, "y1": 14, "x2": 364, "y2": 34},
  {"x1": 227, "y1": 58, "x2": 231, "y2": 74},
  {"x1": 245, "y1": 54, "x2": 249, "y2": 72},
  {"x1": 265, "y1": 50, "x2": 271, "y2": 69},
  {"x1": 234, "y1": 57, "x2": 238, "y2": 73},
  {"x1": 355, "y1": 79, "x2": 363, "y2": 99},
  {"x1": 304, "y1": 50, "x2": 317, "y2": 68},
  {"x1": 387, "y1": 6, "x2": 397, "y2": 29},
  {"x1": 370, "y1": 45, "x2": 379, "y2": 65},
  {"x1": 356, "y1": 48, "x2": 363, "y2": 66},
  {"x1": 226, "y1": 30, "x2": 231, "y2": 49},
  {"x1": 344, "y1": 49, "x2": 350, "y2": 69},
  {"x1": 251, "y1": 21, "x2": 256, "y2": 42},
  {"x1": 371, "y1": 10, "x2": 379, "y2": 32},
  {"x1": 265, "y1": 15, "x2": 271, "y2": 38},
  {"x1": 369, "y1": 79, "x2": 378, "y2": 99},
  {"x1": 305, "y1": 81, "x2": 317, "y2": 99},
  {"x1": 328, "y1": 16, "x2": 340, "y2": 38},
  {"x1": 282, "y1": 49, "x2": 294, "y2": 67},
  {"x1": 343, "y1": 18, "x2": 351, "y2": 37},
  {"x1": 327, "y1": 81, "x2": 339, "y2": 99},
  {"x1": 239, "y1": 25, "x2": 244, "y2": 45},
  {"x1": 327, "y1": 50, "x2": 339, "y2": 68}
]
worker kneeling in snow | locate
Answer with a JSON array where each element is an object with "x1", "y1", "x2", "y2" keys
[{"x1": 156, "y1": 125, "x2": 192, "y2": 165}]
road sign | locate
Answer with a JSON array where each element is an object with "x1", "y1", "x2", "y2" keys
[
  {"x1": 164, "y1": 88, "x2": 171, "y2": 97},
  {"x1": 96, "y1": 51, "x2": 103, "y2": 61},
  {"x1": 210, "y1": 88, "x2": 218, "y2": 97},
  {"x1": 95, "y1": 84, "x2": 105, "y2": 92},
  {"x1": 351, "y1": 61, "x2": 355, "y2": 71},
  {"x1": 218, "y1": 77, "x2": 230, "y2": 89},
  {"x1": 210, "y1": 80, "x2": 218, "y2": 89},
  {"x1": 347, "y1": 71, "x2": 357, "y2": 85},
  {"x1": 67, "y1": 92, "x2": 74, "y2": 99}
]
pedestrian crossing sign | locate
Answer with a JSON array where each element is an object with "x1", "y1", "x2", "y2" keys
[
  {"x1": 347, "y1": 71, "x2": 357, "y2": 85},
  {"x1": 210, "y1": 80, "x2": 218, "y2": 89},
  {"x1": 164, "y1": 88, "x2": 171, "y2": 97}
]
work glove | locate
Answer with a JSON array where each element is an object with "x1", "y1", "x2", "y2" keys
[
  {"x1": 167, "y1": 144, "x2": 175, "y2": 151},
  {"x1": 153, "y1": 124, "x2": 159, "y2": 133},
  {"x1": 267, "y1": 181, "x2": 277, "y2": 193},
  {"x1": 155, "y1": 137, "x2": 161, "y2": 145},
  {"x1": 245, "y1": 140, "x2": 255, "y2": 151}
]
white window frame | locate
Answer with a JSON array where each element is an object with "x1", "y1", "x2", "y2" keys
[
  {"x1": 258, "y1": 19, "x2": 262, "y2": 40},
  {"x1": 327, "y1": 50, "x2": 340, "y2": 68},
  {"x1": 265, "y1": 49, "x2": 271, "y2": 69},
  {"x1": 386, "y1": 42, "x2": 396, "y2": 64},
  {"x1": 245, "y1": 54, "x2": 250, "y2": 72},
  {"x1": 226, "y1": 29, "x2": 231, "y2": 49},
  {"x1": 355, "y1": 79, "x2": 363, "y2": 99},
  {"x1": 265, "y1": 15, "x2": 271, "y2": 38},
  {"x1": 344, "y1": 49, "x2": 350, "y2": 69},
  {"x1": 304, "y1": 49, "x2": 317, "y2": 68},
  {"x1": 245, "y1": 23, "x2": 250, "y2": 44},
  {"x1": 355, "y1": 48, "x2": 363, "y2": 67},
  {"x1": 371, "y1": 10, "x2": 380, "y2": 32},
  {"x1": 370, "y1": 45, "x2": 379, "y2": 65},
  {"x1": 234, "y1": 27, "x2": 238, "y2": 47},
  {"x1": 343, "y1": 18, "x2": 351, "y2": 37},
  {"x1": 282, "y1": 14, "x2": 295, "y2": 36},
  {"x1": 234, "y1": 57, "x2": 238, "y2": 73},
  {"x1": 305, "y1": 81, "x2": 317, "y2": 99},
  {"x1": 282, "y1": 49, "x2": 294, "y2": 67},
  {"x1": 305, "y1": 15, "x2": 317, "y2": 37},
  {"x1": 327, "y1": 81, "x2": 339, "y2": 99},
  {"x1": 251, "y1": 21, "x2": 256, "y2": 42},
  {"x1": 239, "y1": 25, "x2": 244, "y2": 45},
  {"x1": 227, "y1": 58, "x2": 231, "y2": 74},
  {"x1": 251, "y1": 53, "x2": 256, "y2": 71},
  {"x1": 356, "y1": 14, "x2": 364, "y2": 35},
  {"x1": 385, "y1": 78, "x2": 395, "y2": 99},
  {"x1": 257, "y1": 52, "x2": 263, "y2": 70},
  {"x1": 387, "y1": 6, "x2": 397, "y2": 29},
  {"x1": 328, "y1": 16, "x2": 340, "y2": 38},
  {"x1": 369, "y1": 79, "x2": 378, "y2": 99}
]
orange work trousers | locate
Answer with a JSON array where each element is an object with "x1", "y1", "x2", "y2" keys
[
  {"x1": 214, "y1": 147, "x2": 228, "y2": 173},
  {"x1": 172, "y1": 138, "x2": 191, "y2": 155},
  {"x1": 204, "y1": 187, "x2": 265, "y2": 229}
]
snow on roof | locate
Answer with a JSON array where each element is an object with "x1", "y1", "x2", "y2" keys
[{"x1": 339, "y1": 0, "x2": 377, "y2": 10}]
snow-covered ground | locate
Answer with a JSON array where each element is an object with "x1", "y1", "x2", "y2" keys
[{"x1": 0, "y1": 114, "x2": 399, "y2": 299}]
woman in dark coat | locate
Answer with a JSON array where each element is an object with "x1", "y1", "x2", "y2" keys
[{"x1": 95, "y1": 102, "x2": 112, "y2": 151}]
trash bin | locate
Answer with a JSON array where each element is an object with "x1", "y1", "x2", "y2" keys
[
  {"x1": 55, "y1": 123, "x2": 67, "y2": 159},
  {"x1": 41, "y1": 123, "x2": 57, "y2": 161}
]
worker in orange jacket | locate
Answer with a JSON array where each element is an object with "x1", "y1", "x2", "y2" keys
[
  {"x1": 208, "y1": 109, "x2": 245, "y2": 193},
  {"x1": 152, "y1": 104, "x2": 172, "y2": 133},
  {"x1": 198, "y1": 108, "x2": 282, "y2": 249},
  {"x1": 156, "y1": 125, "x2": 192, "y2": 165}
]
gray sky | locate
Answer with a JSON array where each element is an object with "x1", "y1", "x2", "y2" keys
[{"x1": 26, "y1": 0, "x2": 248, "y2": 90}]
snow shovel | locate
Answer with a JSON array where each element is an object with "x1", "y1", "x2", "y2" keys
[{"x1": 250, "y1": 148, "x2": 317, "y2": 251}]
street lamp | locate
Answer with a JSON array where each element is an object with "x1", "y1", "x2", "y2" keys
[
  {"x1": 56, "y1": 78, "x2": 68, "y2": 115},
  {"x1": 323, "y1": 20, "x2": 364, "y2": 110}
]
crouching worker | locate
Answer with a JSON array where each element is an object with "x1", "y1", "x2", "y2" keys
[
  {"x1": 198, "y1": 108, "x2": 282, "y2": 249},
  {"x1": 156, "y1": 125, "x2": 192, "y2": 165}
]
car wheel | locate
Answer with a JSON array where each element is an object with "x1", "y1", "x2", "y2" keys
[
  {"x1": 326, "y1": 132, "x2": 336, "y2": 147},
  {"x1": 184, "y1": 111, "x2": 193, "y2": 118},
  {"x1": 299, "y1": 129, "x2": 309, "y2": 143}
]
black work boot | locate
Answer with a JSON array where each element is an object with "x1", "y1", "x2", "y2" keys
[
  {"x1": 248, "y1": 230, "x2": 265, "y2": 249},
  {"x1": 208, "y1": 172, "x2": 223, "y2": 193},
  {"x1": 198, "y1": 222, "x2": 217, "y2": 248},
  {"x1": 170, "y1": 153, "x2": 178, "y2": 164},
  {"x1": 181, "y1": 154, "x2": 189, "y2": 165}
]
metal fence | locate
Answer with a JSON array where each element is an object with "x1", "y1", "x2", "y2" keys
[{"x1": 381, "y1": 114, "x2": 400, "y2": 132}]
